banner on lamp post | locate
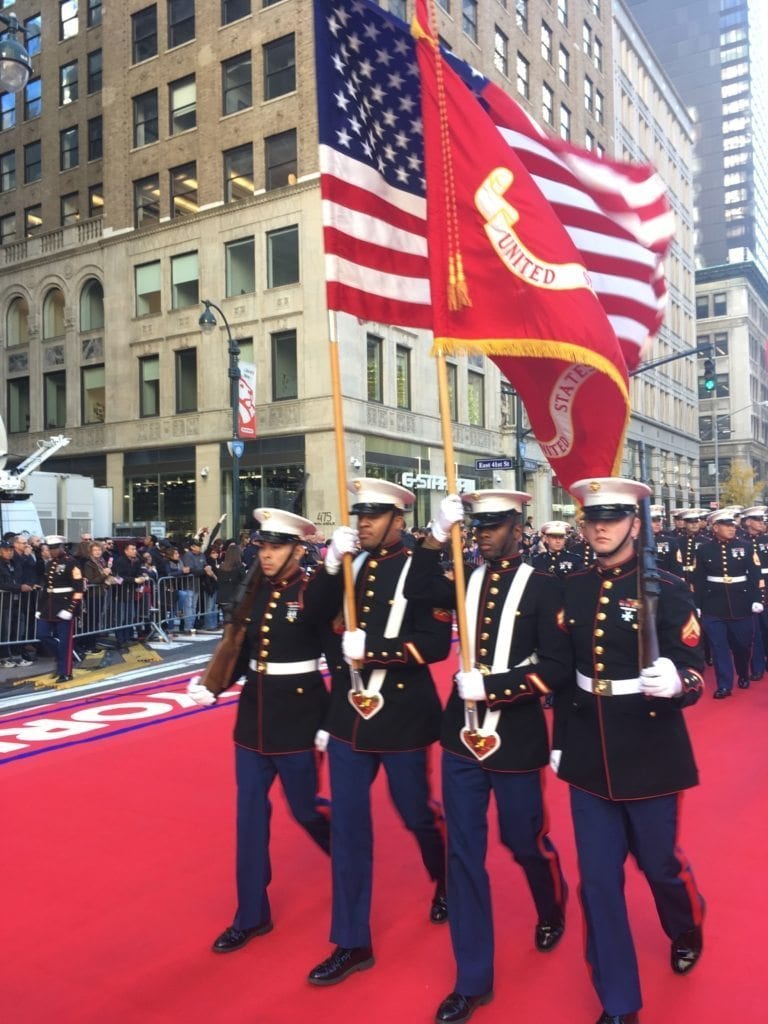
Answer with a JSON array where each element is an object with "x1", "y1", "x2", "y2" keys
[{"x1": 238, "y1": 361, "x2": 257, "y2": 439}]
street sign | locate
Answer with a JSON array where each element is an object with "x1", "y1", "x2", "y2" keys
[
  {"x1": 227, "y1": 440, "x2": 245, "y2": 459},
  {"x1": 519, "y1": 441, "x2": 527, "y2": 459},
  {"x1": 475, "y1": 458, "x2": 514, "y2": 471}
]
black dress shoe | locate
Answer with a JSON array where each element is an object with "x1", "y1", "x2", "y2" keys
[
  {"x1": 535, "y1": 916, "x2": 565, "y2": 952},
  {"x1": 435, "y1": 991, "x2": 493, "y2": 1023},
  {"x1": 211, "y1": 921, "x2": 273, "y2": 953},
  {"x1": 307, "y1": 945, "x2": 374, "y2": 985},
  {"x1": 671, "y1": 924, "x2": 703, "y2": 974},
  {"x1": 430, "y1": 885, "x2": 449, "y2": 924},
  {"x1": 713, "y1": 687, "x2": 732, "y2": 699},
  {"x1": 596, "y1": 1013, "x2": 639, "y2": 1024},
  {"x1": 750, "y1": 671, "x2": 764, "y2": 681},
  {"x1": 737, "y1": 677, "x2": 750, "y2": 689},
  {"x1": 55, "y1": 674, "x2": 74, "y2": 683}
]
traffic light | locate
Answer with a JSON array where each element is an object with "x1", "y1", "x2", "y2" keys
[{"x1": 703, "y1": 357, "x2": 716, "y2": 393}]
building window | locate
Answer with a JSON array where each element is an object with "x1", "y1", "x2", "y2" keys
[
  {"x1": 60, "y1": 126, "x2": 79, "y2": 170},
  {"x1": 170, "y1": 162, "x2": 198, "y2": 217},
  {"x1": 24, "y1": 78, "x2": 41, "y2": 120},
  {"x1": 6, "y1": 296, "x2": 29, "y2": 345},
  {"x1": 87, "y1": 50, "x2": 102, "y2": 93},
  {"x1": 45, "y1": 371, "x2": 67, "y2": 428},
  {"x1": 493, "y1": 27, "x2": 508, "y2": 78},
  {"x1": 264, "y1": 35, "x2": 296, "y2": 100},
  {"x1": 222, "y1": 0, "x2": 251, "y2": 24},
  {"x1": 593, "y1": 36, "x2": 603, "y2": 71},
  {"x1": 7, "y1": 377, "x2": 30, "y2": 433},
  {"x1": 60, "y1": 0, "x2": 79, "y2": 41},
  {"x1": 713, "y1": 331, "x2": 729, "y2": 356},
  {"x1": 132, "y1": 6, "x2": 157, "y2": 63},
  {"x1": 135, "y1": 261, "x2": 161, "y2": 316},
  {"x1": 468, "y1": 370, "x2": 485, "y2": 426},
  {"x1": 168, "y1": 0, "x2": 195, "y2": 48},
  {"x1": 272, "y1": 329, "x2": 298, "y2": 400},
  {"x1": 696, "y1": 294, "x2": 709, "y2": 318},
  {"x1": 222, "y1": 52, "x2": 252, "y2": 115},
  {"x1": 558, "y1": 45, "x2": 569, "y2": 86},
  {"x1": 133, "y1": 90, "x2": 159, "y2": 147},
  {"x1": 265, "y1": 129, "x2": 297, "y2": 189},
  {"x1": 396, "y1": 346, "x2": 411, "y2": 409},
  {"x1": 595, "y1": 89, "x2": 603, "y2": 125},
  {"x1": 134, "y1": 175, "x2": 160, "y2": 228},
  {"x1": 0, "y1": 213, "x2": 15, "y2": 244},
  {"x1": 82, "y1": 365, "x2": 105, "y2": 424},
  {"x1": 1, "y1": 92, "x2": 15, "y2": 131},
  {"x1": 139, "y1": 355, "x2": 160, "y2": 416},
  {"x1": 80, "y1": 278, "x2": 104, "y2": 330},
  {"x1": 169, "y1": 75, "x2": 196, "y2": 134},
  {"x1": 24, "y1": 15, "x2": 42, "y2": 56},
  {"x1": 88, "y1": 116, "x2": 102, "y2": 160},
  {"x1": 266, "y1": 225, "x2": 299, "y2": 287},
  {"x1": 713, "y1": 292, "x2": 727, "y2": 316},
  {"x1": 89, "y1": 184, "x2": 103, "y2": 218},
  {"x1": 24, "y1": 140, "x2": 41, "y2": 183},
  {"x1": 516, "y1": 52, "x2": 529, "y2": 99},
  {"x1": 0, "y1": 150, "x2": 15, "y2": 192},
  {"x1": 462, "y1": 0, "x2": 478, "y2": 43},
  {"x1": 170, "y1": 252, "x2": 199, "y2": 310},
  {"x1": 43, "y1": 288, "x2": 66, "y2": 339},
  {"x1": 542, "y1": 82, "x2": 554, "y2": 126},
  {"x1": 87, "y1": 0, "x2": 103, "y2": 28},
  {"x1": 224, "y1": 143, "x2": 253, "y2": 201},
  {"x1": 583, "y1": 21, "x2": 592, "y2": 56},
  {"x1": 584, "y1": 76, "x2": 593, "y2": 114},
  {"x1": 516, "y1": 0, "x2": 528, "y2": 35},
  {"x1": 56, "y1": 61, "x2": 77, "y2": 109},
  {"x1": 560, "y1": 103, "x2": 571, "y2": 141},
  {"x1": 557, "y1": 0, "x2": 568, "y2": 26},
  {"x1": 367, "y1": 334, "x2": 383, "y2": 402},
  {"x1": 446, "y1": 362, "x2": 458, "y2": 421},
  {"x1": 24, "y1": 205, "x2": 42, "y2": 236},
  {"x1": 225, "y1": 237, "x2": 255, "y2": 296},
  {"x1": 175, "y1": 348, "x2": 198, "y2": 412},
  {"x1": 541, "y1": 21, "x2": 553, "y2": 64},
  {"x1": 61, "y1": 192, "x2": 80, "y2": 225}
]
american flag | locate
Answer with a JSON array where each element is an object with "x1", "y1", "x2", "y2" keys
[{"x1": 314, "y1": 0, "x2": 673, "y2": 370}]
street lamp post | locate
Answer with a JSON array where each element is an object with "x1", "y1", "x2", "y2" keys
[
  {"x1": 0, "y1": 14, "x2": 32, "y2": 93},
  {"x1": 199, "y1": 300, "x2": 242, "y2": 536}
]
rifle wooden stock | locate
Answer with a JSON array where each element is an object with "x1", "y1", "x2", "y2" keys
[
  {"x1": 200, "y1": 559, "x2": 263, "y2": 696},
  {"x1": 637, "y1": 496, "x2": 661, "y2": 669}
]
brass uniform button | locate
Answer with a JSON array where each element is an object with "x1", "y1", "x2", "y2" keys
[
  {"x1": 595, "y1": 645, "x2": 604, "y2": 655},
  {"x1": 597, "y1": 612, "x2": 607, "y2": 621},
  {"x1": 261, "y1": 625, "x2": 270, "y2": 633},
  {"x1": 480, "y1": 632, "x2": 489, "y2": 640},
  {"x1": 369, "y1": 560, "x2": 379, "y2": 569},
  {"x1": 362, "y1": 605, "x2": 370, "y2": 613},
  {"x1": 296, "y1": 687, "x2": 304, "y2": 694},
  {"x1": 487, "y1": 601, "x2": 496, "y2": 609},
  {"x1": 489, "y1": 692, "x2": 496, "y2": 700},
  {"x1": 396, "y1": 682, "x2": 405, "y2": 690},
  {"x1": 600, "y1": 596, "x2": 610, "y2": 605},
  {"x1": 519, "y1": 683, "x2": 526, "y2": 690},
  {"x1": 603, "y1": 581, "x2": 613, "y2": 590},
  {"x1": 649, "y1": 710, "x2": 656, "y2": 717},
  {"x1": 265, "y1": 613, "x2": 273, "y2": 620},
  {"x1": 489, "y1": 587, "x2": 499, "y2": 595},
  {"x1": 484, "y1": 616, "x2": 492, "y2": 624},
  {"x1": 259, "y1": 650, "x2": 268, "y2": 658},
  {"x1": 479, "y1": 647, "x2": 488, "y2": 656},
  {"x1": 504, "y1": 689, "x2": 512, "y2": 696},
  {"x1": 269, "y1": 601, "x2": 277, "y2": 609},
  {"x1": 272, "y1": 591, "x2": 280, "y2": 599},
  {"x1": 366, "y1": 589, "x2": 374, "y2": 597},
  {"x1": 595, "y1": 662, "x2": 605, "y2": 671},
  {"x1": 491, "y1": 572, "x2": 500, "y2": 581},
  {"x1": 594, "y1": 628, "x2": 604, "y2": 637}
]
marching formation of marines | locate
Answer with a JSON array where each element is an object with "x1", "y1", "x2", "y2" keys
[{"x1": 185, "y1": 480, "x2": 765, "y2": 1024}]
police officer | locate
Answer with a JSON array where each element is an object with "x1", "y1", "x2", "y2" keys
[
  {"x1": 693, "y1": 508, "x2": 763, "y2": 698},
  {"x1": 556, "y1": 478, "x2": 706, "y2": 1024},
  {"x1": 307, "y1": 479, "x2": 452, "y2": 986},
  {"x1": 650, "y1": 505, "x2": 683, "y2": 577},
  {"x1": 187, "y1": 509, "x2": 332, "y2": 953},
  {"x1": 407, "y1": 491, "x2": 571, "y2": 1024},
  {"x1": 742, "y1": 506, "x2": 768, "y2": 680},
  {"x1": 532, "y1": 520, "x2": 583, "y2": 579},
  {"x1": 36, "y1": 536, "x2": 84, "y2": 682}
]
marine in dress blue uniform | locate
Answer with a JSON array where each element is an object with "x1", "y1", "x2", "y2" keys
[
  {"x1": 187, "y1": 509, "x2": 333, "y2": 955},
  {"x1": 650, "y1": 505, "x2": 684, "y2": 577},
  {"x1": 532, "y1": 520, "x2": 584, "y2": 579},
  {"x1": 308, "y1": 479, "x2": 452, "y2": 987},
  {"x1": 557, "y1": 479, "x2": 706, "y2": 1024},
  {"x1": 36, "y1": 536, "x2": 84, "y2": 681},
  {"x1": 693, "y1": 508, "x2": 763, "y2": 698},
  {"x1": 407, "y1": 491, "x2": 572, "y2": 1024},
  {"x1": 742, "y1": 506, "x2": 768, "y2": 679}
]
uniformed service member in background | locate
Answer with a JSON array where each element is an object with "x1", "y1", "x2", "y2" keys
[
  {"x1": 532, "y1": 520, "x2": 584, "y2": 579},
  {"x1": 187, "y1": 509, "x2": 333, "y2": 954},
  {"x1": 407, "y1": 490, "x2": 571, "y2": 1024},
  {"x1": 693, "y1": 508, "x2": 763, "y2": 698},
  {"x1": 35, "y1": 536, "x2": 84, "y2": 682},
  {"x1": 650, "y1": 505, "x2": 683, "y2": 577},
  {"x1": 555, "y1": 478, "x2": 706, "y2": 1024},
  {"x1": 307, "y1": 479, "x2": 452, "y2": 987},
  {"x1": 742, "y1": 506, "x2": 768, "y2": 680},
  {"x1": 679, "y1": 509, "x2": 708, "y2": 591}
]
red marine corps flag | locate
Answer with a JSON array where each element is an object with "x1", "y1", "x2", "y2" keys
[{"x1": 413, "y1": 1, "x2": 630, "y2": 490}]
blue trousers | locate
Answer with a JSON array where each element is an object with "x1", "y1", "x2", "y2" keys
[
  {"x1": 232, "y1": 745, "x2": 330, "y2": 931},
  {"x1": 36, "y1": 616, "x2": 76, "y2": 677},
  {"x1": 750, "y1": 609, "x2": 767, "y2": 677},
  {"x1": 570, "y1": 787, "x2": 704, "y2": 1017},
  {"x1": 327, "y1": 737, "x2": 445, "y2": 948},
  {"x1": 702, "y1": 614, "x2": 753, "y2": 691},
  {"x1": 443, "y1": 752, "x2": 565, "y2": 995}
]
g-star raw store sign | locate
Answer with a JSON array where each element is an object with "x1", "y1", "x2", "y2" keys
[{"x1": 400, "y1": 473, "x2": 476, "y2": 493}]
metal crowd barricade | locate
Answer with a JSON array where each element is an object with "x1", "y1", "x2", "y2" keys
[{"x1": 0, "y1": 588, "x2": 39, "y2": 657}]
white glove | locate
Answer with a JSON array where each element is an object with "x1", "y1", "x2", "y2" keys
[
  {"x1": 431, "y1": 494, "x2": 465, "y2": 543},
  {"x1": 325, "y1": 526, "x2": 359, "y2": 575},
  {"x1": 549, "y1": 749, "x2": 562, "y2": 775},
  {"x1": 314, "y1": 729, "x2": 330, "y2": 753},
  {"x1": 341, "y1": 628, "x2": 367, "y2": 664},
  {"x1": 57, "y1": 609, "x2": 73, "y2": 621},
  {"x1": 454, "y1": 668, "x2": 487, "y2": 701},
  {"x1": 640, "y1": 656, "x2": 682, "y2": 699},
  {"x1": 752, "y1": 602, "x2": 764, "y2": 614},
  {"x1": 186, "y1": 675, "x2": 216, "y2": 706}
]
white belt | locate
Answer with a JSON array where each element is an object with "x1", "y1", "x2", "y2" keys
[
  {"x1": 760, "y1": 568, "x2": 768, "y2": 574},
  {"x1": 576, "y1": 670, "x2": 642, "y2": 696},
  {"x1": 249, "y1": 658, "x2": 320, "y2": 675},
  {"x1": 706, "y1": 575, "x2": 747, "y2": 583},
  {"x1": 50, "y1": 587, "x2": 74, "y2": 593}
]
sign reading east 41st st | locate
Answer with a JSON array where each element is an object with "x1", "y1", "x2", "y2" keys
[{"x1": 475, "y1": 458, "x2": 514, "y2": 471}]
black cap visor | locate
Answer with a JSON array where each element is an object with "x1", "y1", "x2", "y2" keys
[
  {"x1": 470, "y1": 509, "x2": 519, "y2": 529},
  {"x1": 351, "y1": 502, "x2": 401, "y2": 516},
  {"x1": 256, "y1": 530, "x2": 301, "y2": 544},
  {"x1": 582, "y1": 504, "x2": 637, "y2": 522}
]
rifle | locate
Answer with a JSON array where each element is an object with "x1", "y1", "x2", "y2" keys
[
  {"x1": 637, "y1": 496, "x2": 661, "y2": 669},
  {"x1": 199, "y1": 556, "x2": 262, "y2": 696}
]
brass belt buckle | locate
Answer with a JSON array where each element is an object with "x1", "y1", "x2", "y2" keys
[
  {"x1": 593, "y1": 678, "x2": 612, "y2": 695},
  {"x1": 723, "y1": 575, "x2": 732, "y2": 584},
  {"x1": 257, "y1": 661, "x2": 267, "y2": 673}
]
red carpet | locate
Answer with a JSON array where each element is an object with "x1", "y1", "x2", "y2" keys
[{"x1": 2, "y1": 663, "x2": 764, "y2": 1024}]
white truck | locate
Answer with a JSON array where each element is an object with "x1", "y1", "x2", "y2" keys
[{"x1": 0, "y1": 417, "x2": 71, "y2": 537}]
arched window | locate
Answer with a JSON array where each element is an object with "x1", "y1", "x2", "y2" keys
[
  {"x1": 43, "y1": 286, "x2": 66, "y2": 339},
  {"x1": 80, "y1": 278, "x2": 104, "y2": 331},
  {"x1": 6, "y1": 296, "x2": 29, "y2": 346}
]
